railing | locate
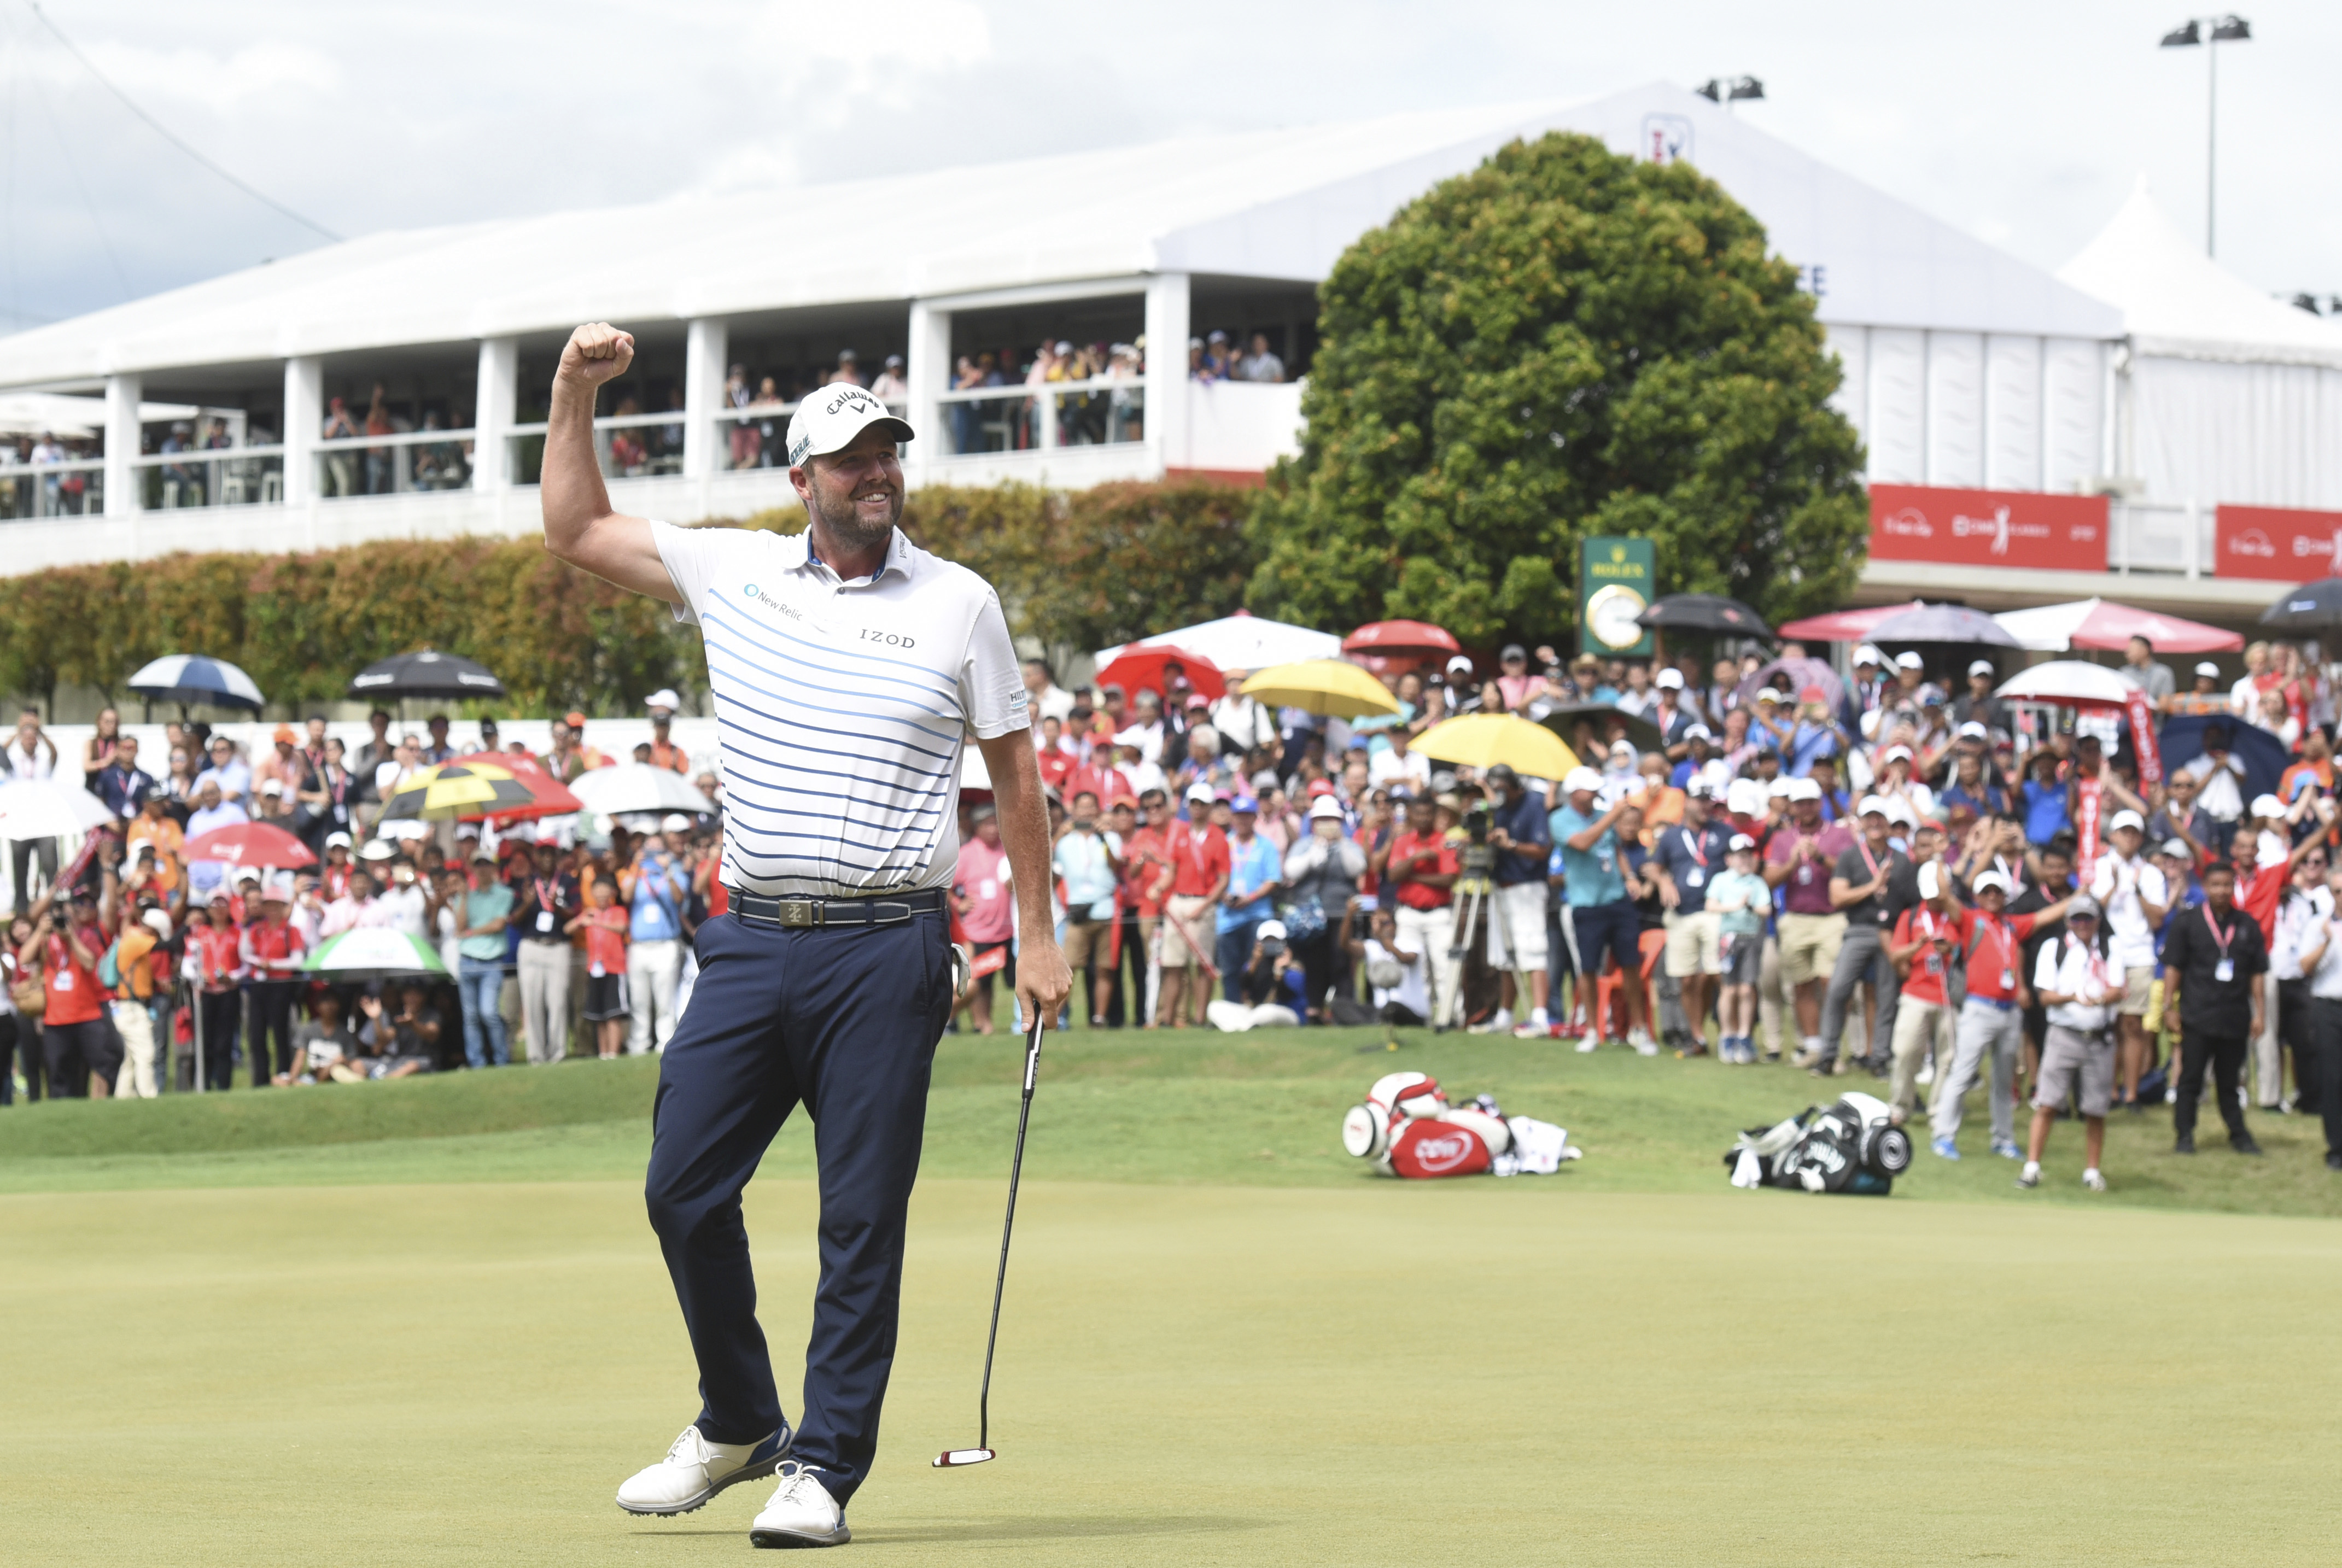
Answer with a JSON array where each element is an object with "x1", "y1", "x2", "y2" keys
[
  {"x1": 936, "y1": 376, "x2": 1144, "y2": 457},
  {"x1": 2106, "y1": 501, "x2": 2210, "y2": 577},
  {"x1": 313, "y1": 425, "x2": 477, "y2": 497},
  {"x1": 505, "y1": 409, "x2": 688, "y2": 485},
  {"x1": 0, "y1": 455, "x2": 104, "y2": 518},
  {"x1": 127, "y1": 443, "x2": 287, "y2": 509}
]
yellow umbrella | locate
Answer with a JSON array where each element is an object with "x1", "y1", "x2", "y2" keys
[
  {"x1": 379, "y1": 761, "x2": 536, "y2": 822},
  {"x1": 1238, "y1": 659, "x2": 1401, "y2": 719},
  {"x1": 1413, "y1": 714, "x2": 1580, "y2": 782}
]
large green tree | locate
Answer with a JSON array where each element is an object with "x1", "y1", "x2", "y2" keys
[{"x1": 1247, "y1": 131, "x2": 1867, "y2": 646}]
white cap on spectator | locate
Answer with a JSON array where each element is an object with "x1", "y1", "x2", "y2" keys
[
  {"x1": 358, "y1": 839, "x2": 398, "y2": 862},
  {"x1": 1858, "y1": 794, "x2": 1890, "y2": 818},
  {"x1": 1968, "y1": 658, "x2": 1995, "y2": 677},
  {"x1": 644, "y1": 688, "x2": 681, "y2": 713},
  {"x1": 2160, "y1": 837, "x2": 2192, "y2": 858},
  {"x1": 1918, "y1": 861, "x2": 1942, "y2": 899},
  {"x1": 1888, "y1": 800, "x2": 1918, "y2": 827},
  {"x1": 1728, "y1": 833, "x2": 1756, "y2": 852},
  {"x1": 1682, "y1": 723, "x2": 1712, "y2": 741},
  {"x1": 324, "y1": 831, "x2": 352, "y2": 849},
  {"x1": 141, "y1": 908, "x2": 174, "y2": 939},
  {"x1": 1564, "y1": 767, "x2": 1603, "y2": 795},
  {"x1": 1854, "y1": 645, "x2": 1883, "y2": 666},
  {"x1": 2195, "y1": 661, "x2": 2221, "y2": 677},
  {"x1": 234, "y1": 865, "x2": 261, "y2": 885},
  {"x1": 1726, "y1": 777, "x2": 1765, "y2": 817},
  {"x1": 2109, "y1": 809, "x2": 2146, "y2": 833},
  {"x1": 1655, "y1": 668, "x2": 1684, "y2": 690},
  {"x1": 1895, "y1": 651, "x2": 1924, "y2": 670},
  {"x1": 1769, "y1": 777, "x2": 1796, "y2": 798},
  {"x1": 1957, "y1": 721, "x2": 1988, "y2": 740},
  {"x1": 785, "y1": 383, "x2": 914, "y2": 468},
  {"x1": 660, "y1": 813, "x2": 694, "y2": 832},
  {"x1": 1307, "y1": 795, "x2": 1345, "y2": 821},
  {"x1": 2252, "y1": 793, "x2": 2286, "y2": 820},
  {"x1": 1882, "y1": 745, "x2": 1914, "y2": 763},
  {"x1": 1446, "y1": 654, "x2": 1474, "y2": 675},
  {"x1": 1685, "y1": 777, "x2": 1715, "y2": 799},
  {"x1": 259, "y1": 779, "x2": 283, "y2": 797},
  {"x1": 1859, "y1": 709, "x2": 1883, "y2": 740},
  {"x1": 1185, "y1": 782, "x2": 1216, "y2": 804},
  {"x1": 1787, "y1": 777, "x2": 1823, "y2": 802},
  {"x1": 1972, "y1": 869, "x2": 2011, "y2": 895},
  {"x1": 1756, "y1": 687, "x2": 1784, "y2": 704}
]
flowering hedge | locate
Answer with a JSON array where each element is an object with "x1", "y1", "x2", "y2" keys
[{"x1": 0, "y1": 477, "x2": 1260, "y2": 718}]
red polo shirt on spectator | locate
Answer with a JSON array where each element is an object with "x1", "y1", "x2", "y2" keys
[
  {"x1": 1892, "y1": 904, "x2": 1956, "y2": 1008},
  {"x1": 1120, "y1": 824, "x2": 1171, "y2": 918},
  {"x1": 192, "y1": 922, "x2": 244, "y2": 992},
  {"x1": 1385, "y1": 828, "x2": 1458, "y2": 910},
  {"x1": 1947, "y1": 906, "x2": 2049, "y2": 1003},
  {"x1": 1166, "y1": 821, "x2": 1230, "y2": 898},
  {"x1": 44, "y1": 925, "x2": 104, "y2": 1027},
  {"x1": 1035, "y1": 745, "x2": 1074, "y2": 795}
]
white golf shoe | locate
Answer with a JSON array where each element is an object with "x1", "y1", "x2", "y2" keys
[
  {"x1": 616, "y1": 1423, "x2": 790, "y2": 1516},
  {"x1": 750, "y1": 1462, "x2": 851, "y2": 1549}
]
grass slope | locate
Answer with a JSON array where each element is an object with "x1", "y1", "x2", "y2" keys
[
  {"x1": 4, "y1": 1027, "x2": 2337, "y2": 1217},
  {"x1": 5, "y1": 1177, "x2": 2338, "y2": 1567}
]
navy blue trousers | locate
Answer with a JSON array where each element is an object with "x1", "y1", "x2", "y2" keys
[{"x1": 645, "y1": 907, "x2": 952, "y2": 1505}]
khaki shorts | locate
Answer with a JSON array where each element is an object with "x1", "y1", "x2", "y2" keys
[
  {"x1": 1160, "y1": 895, "x2": 1214, "y2": 968},
  {"x1": 1663, "y1": 909, "x2": 1722, "y2": 978},
  {"x1": 2119, "y1": 965, "x2": 2156, "y2": 1016},
  {"x1": 1777, "y1": 912, "x2": 1847, "y2": 987},
  {"x1": 1061, "y1": 917, "x2": 1111, "y2": 970},
  {"x1": 2034, "y1": 1023, "x2": 2116, "y2": 1118}
]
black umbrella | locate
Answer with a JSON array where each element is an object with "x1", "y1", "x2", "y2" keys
[
  {"x1": 1634, "y1": 593, "x2": 1773, "y2": 639},
  {"x1": 1866, "y1": 604, "x2": 2022, "y2": 646},
  {"x1": 2260, "y1": 579, "x2": 2342, "y2": 630},
  {"x1": 348, "y1": 649, "x2": 507, "y2": 700},
  {"x1": 1537, "y1": 700, "x2": 1664, "y2": 757}
]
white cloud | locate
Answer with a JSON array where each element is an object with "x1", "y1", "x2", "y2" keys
[{"x1": 69, "y1": 39, "x2": 343, "y2": 117}]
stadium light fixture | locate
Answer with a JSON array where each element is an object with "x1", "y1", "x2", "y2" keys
[{"x1": 2161, "y1": 16, "x2": 2252, "y2": 256}]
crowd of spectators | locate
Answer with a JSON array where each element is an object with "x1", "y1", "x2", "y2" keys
[
  {"x1": 967, "y1": 632, "x2": 2342, "y2": 1188},
  {"x1": 1, "y1": 699, "x2": 723, "y2": 1103},
  {"x1": 722, "y1": 350, "x2": 909, "y2": 469}
]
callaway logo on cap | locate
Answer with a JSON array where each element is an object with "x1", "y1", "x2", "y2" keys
[{"x1": 786, "y1": 385, "x2": 915, "y2": 468}]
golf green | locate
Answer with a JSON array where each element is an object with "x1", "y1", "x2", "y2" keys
[{"x1": 3, "y1": 1031, "x2": 2338, "y2": 1564}]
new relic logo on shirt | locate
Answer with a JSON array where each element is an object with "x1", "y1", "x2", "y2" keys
[{"x1": 741, "y1": 583, "x2": 803, "y2": 623}]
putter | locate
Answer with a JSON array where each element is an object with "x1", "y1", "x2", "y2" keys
[{"x1": 935, "y1": 1017, "x2": 1047, "y2": 1469}]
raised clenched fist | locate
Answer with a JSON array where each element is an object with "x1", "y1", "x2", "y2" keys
[{"x1": 558, "y1": 321, "x2": 635, "y2": 388}]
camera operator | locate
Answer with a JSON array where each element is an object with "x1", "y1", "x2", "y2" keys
[
  {"x1": 1480, "y1": 764, "x2": 1553, "y2": 1034},
  {"x1": 1205, "y1": 918, "x2": 1305, "y2": 1031},
  {"x1": 1346, "y1": 904, "x2": 1428, "y2": 1026}
]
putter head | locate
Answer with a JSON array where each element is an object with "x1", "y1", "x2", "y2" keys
[{"x1": 933, "y1": 1447, "x2": 995, "y2": 1468}]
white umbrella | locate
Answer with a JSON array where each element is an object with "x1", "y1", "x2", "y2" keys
[
  {"x1": 1994, "y1": 660, "x2": 2135, "y2": 707},
  {"x1": 0, "y1": 779, "x2": 115, "y2": 840},
  {"x1": 567, "y1": 763, "x2": 716, "y2": 817},
  {"x1": 1093, "y1": 611, "x2": 1340, "y2": 674}
]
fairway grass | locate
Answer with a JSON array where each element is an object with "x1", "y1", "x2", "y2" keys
[{"x1": 5, "y1": 1178, "x2": 2339, "y2": 1566}]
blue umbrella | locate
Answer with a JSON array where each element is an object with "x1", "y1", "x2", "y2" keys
[
  {"x1": 2156, "y1": 716, "x2": 2286, "y2": 806},
  {"x1": 127, "y1": 653, "x2": 265, "y2": 712}
]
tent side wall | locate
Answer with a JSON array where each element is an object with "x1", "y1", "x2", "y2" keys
[{"x1": 2129, "y1": 355, "x2": 2342, "y2": 512}]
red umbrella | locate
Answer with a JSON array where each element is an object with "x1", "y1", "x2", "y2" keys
[
  {"x1": 1091, "y1": 643, "x2": 1225, "y2": 701},
  {"x1": 183, "y1": 820, "x2": 318, "y2": 869},
  {"x1": 1774, "y1": 601, "x2": 1925, "y2": 644},
  {"x1": 440, "y1": 752, "x2": 586, "y2": 822},
  {"x1": 1342, "y1": 619, "x2": 1461, "y2": 656}
]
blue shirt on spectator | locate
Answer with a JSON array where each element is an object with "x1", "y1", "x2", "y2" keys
[
  {"x1": 1218, "y1": 830, "x2": 1282, "y2": 932},
  {"x1": 1490, "y1": 786, "x2": 1551, "y2": 887},
  {"x1": 1786, "y1": 722, "x2": 1839, "y2": 780},
  {"x1": 195, "y1": 758, "x2": 252, "y2": 805},
  {"x1": 628, "y1": 851, "x2": 687, "y2": 942},
  {"x1": 2022, "y1": 779, "x2": 2071, "y2": 846},
  {"x1": 95, "y1": 762, "x2": 157, "y2": 820},
  {"x1": 1551, "y1": 802, "x2": 1628, "y2": 908},
  {"x1": 1651, "y1": 818, "x2": 1735, "y2": 915}
]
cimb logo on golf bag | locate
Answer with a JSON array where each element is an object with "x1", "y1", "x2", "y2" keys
[{"x1": 1408, "y1": 1133, "x2": 1478, "y2": 1173}]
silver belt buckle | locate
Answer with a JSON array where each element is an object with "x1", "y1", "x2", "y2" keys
[{"x1": 776, "y1": 898, "x2": 817, "y2": 929}]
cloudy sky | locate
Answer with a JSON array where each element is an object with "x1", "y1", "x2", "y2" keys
[{"x1": 1, "y1": 0, "x2": 2336, "y2": 332}]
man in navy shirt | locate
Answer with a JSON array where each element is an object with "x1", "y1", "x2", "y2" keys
[
  {"x1": 1649, "y1": 779, "x2": 1737, "y2": 1054},
  {"x1": 1482, "y1": 764, "x2": 1553, "y2": 1032},
  {"x1": 92, "y1": 734, "x2": 157, "y2": 821}
]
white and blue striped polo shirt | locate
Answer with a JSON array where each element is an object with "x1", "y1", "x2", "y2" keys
[{"x1": 651, "y1": 520, "x2": 1026, "y2": 898}]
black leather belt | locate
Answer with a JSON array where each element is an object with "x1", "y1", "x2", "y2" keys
[{"x1": 728, "y1": 886, "x2": 947, "y2": 930}]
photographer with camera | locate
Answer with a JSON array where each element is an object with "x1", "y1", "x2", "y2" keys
[{"x1": 1555, "y1": 767, "x2": 1652, "y2": 1052}]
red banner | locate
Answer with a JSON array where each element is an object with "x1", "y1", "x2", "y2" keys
[
  {"x1": 2074, "y1": 775, "x2": 2101, "y2": 886},
  {"x1": 1867, "y1": 485, "x2": 2109, "y2": 572},
  {"x1": 2213, "y1": 504, "x2": 2342, "y2": 582},
  {"x1": 2127, "y1": 691, "x2": 2162, "y2": 789}
]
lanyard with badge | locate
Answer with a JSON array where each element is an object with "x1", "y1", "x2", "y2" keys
[
  {"x1": 532, "y1": 875, "x2": 564, "y2": 937},
  {"x1": 1855, "y1": 839, "x2": 1891, "y2": 923},
  {"x1": 1914, "y1": 905, "x2": 1944, "y2": 974},
  {"x1": 1680, "y1": 826, "x2": 1710, "y2": 889},
  {"x1": 1794, "y1": 830, "x2": 1820, "y2": 886},
  {"x1": 1975, "y1": 912, "x2": 2017, "y2": 992},
  {"x1": 2204, "y1": 905, "x2": 2237, "y2": 983}
]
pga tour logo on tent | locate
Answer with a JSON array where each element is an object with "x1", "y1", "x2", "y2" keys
[
  {"x1": 1866, "y1": 484, "x2": 2109, "y2": 572},
  {"x1": 2216, "y1": 505, "x2": 2342, "y2": 582}
]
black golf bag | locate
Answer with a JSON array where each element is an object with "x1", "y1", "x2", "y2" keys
[{"x1": 1725, "y1": 1091, "x2": 1911, "y2": 1195}]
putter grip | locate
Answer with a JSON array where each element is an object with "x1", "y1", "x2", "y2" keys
[{"x1": 1022, "y1": 1023, "x2": 1043, "y2": 1092}]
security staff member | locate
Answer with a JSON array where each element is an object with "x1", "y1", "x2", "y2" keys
[
  {"x1": 2159, "y1": 859, "x2": 2267, "y2": 1157},
  {"x1": 542, "y1": 323, "x2": 1071, "y2": 1549}
]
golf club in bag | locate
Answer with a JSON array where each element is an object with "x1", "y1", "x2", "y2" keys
[{"x1": 935, "y1": 1017, "x2": 1047, "y2": 1469}]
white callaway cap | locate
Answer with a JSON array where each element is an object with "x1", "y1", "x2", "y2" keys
[
  {"x1": 1564, "y1": 766, "x2": 1604, "y2": 795},
  {"x1": 786, "y1": 384, "x2": 914, "y2": 468},
  {"x1": 2108, "y1": 809, "x2": 2145, "y2": 833}
]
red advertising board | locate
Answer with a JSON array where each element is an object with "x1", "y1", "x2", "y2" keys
[
  {"x1": 2213, "y1": 504, "x2": 2342, "y2": 582},
  {"x1": 1867, "y1": 485, "x2": 2109, "y2": 572}
]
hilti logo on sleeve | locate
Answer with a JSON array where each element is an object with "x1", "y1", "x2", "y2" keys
[
  {"x1": 1866, "y1": 485, "x2": 2108, "y2": 571},
  {"x1": 2215, "y1": 505, "x2": 2342, "y2": 582}
]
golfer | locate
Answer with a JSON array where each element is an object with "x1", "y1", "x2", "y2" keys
[{"x1": 540, "y1": 323, "x2": 1071, "y2": 1548}]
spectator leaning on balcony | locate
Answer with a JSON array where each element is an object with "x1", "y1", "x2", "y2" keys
[
  {"x1": 1233, "y1": 331, "x2": 1285, "y2": 382},
  {"x1": 320, "y1": 396, "x2": 360, "y2": 496},
  {"x1": 869, "y1": 355, "x2": 907, "y2": 403},
  {"x1": 92, "y1": 735, "x2": 155, "y2": 822}
]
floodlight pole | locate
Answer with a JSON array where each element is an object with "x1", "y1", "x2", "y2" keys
[{"x1": 2164, "y1": 16, "x2": 2252, "y2": 258}]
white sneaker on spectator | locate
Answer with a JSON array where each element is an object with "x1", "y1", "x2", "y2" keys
[
  {"x1": 2082, "y1": 1167, "x2": 2107, "y2": 1192},
  {"x1": 616, "y1": 1424, "x2": 789, "y2": 1516},
  {"x1": 1528, "y1": 1007, "x2": 1550, "y2": 1029},
  {"x1": 750, "y1": 1462, "x2": 850, "y2": 1549},
  {"x1": 1628, "y1": 1027, "x2": 1658, "y2": 1057},
  {"x1": 1575, "y1": 1034, "x2": 1599, "y2": 1053}
]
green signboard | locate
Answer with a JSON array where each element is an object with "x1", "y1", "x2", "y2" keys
[{"x1": 1578, "y1": 536, "x2": 1656, "y2": 659}]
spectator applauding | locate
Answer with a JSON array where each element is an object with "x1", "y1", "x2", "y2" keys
[
  {"x1": 93, "y1": 734, "x2": 156, "y2": 821},
  {"x1": 454, "y1": 849, "x2": 514, "y2": 1068},
  {"x1": 621, "y1": 816, "x2": 690, "y2": 1054}
]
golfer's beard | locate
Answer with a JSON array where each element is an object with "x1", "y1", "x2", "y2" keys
[{"x1": 810, "y1": 476, "x2": 902, "y2": 550}]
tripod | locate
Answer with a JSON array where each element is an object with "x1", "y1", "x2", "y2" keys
[{"x1": 1443, "y1": 844, "x2": 1538, "y2": 1032}]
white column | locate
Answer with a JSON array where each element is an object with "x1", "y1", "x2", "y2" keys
[
  {"x1": 283, "y1": 356, "x2": 322, "y2": 502},
  {"x1": 103, "y1": 372, "x2": 141, "y2": 516},
  {"x1": 1144, "y1": 272, "x2": 1190, "y2": 474},
  {"x1": 474, "y1": 336, "x2": 517, "y2": 493},
  {"x1": 903, "y1": 300, "x2": 949, "y2": 475},
  {"x1": 682, "y1": 317, "x2": 728, "y2": 481}
]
